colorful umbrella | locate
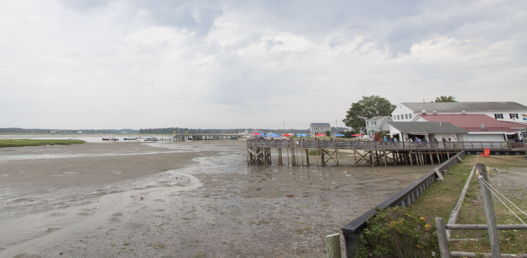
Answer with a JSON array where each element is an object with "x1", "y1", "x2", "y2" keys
[
  {"x1": 315, "y1": 133, "x2": 326, "y2": 137},
  {"x1": 296, "y1": 133, "x2": 308, "y2": 137},
  {"x1": 282, "y1": 133, "x2": 293, "y2": 137},
  {"x1": 266, "y1": 133, "x2": 279, "y2": 138},
  {"x1": 335, "y1": 133, "x2": 345, "y2": 137},
  {"x1": 250, "y1": 132, "x2": 262, "y2": 136},
  {"x1": 351, "y1": 133, "x2": 363, "y2": 137}
]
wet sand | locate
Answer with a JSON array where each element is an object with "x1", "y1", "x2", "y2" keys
[{"x1": 0, "y1": 141, "x2": 431, "y2": 258}]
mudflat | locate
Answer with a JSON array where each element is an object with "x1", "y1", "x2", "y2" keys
[{"x1": 0, "y1": 140, "x2": 430, "y2": 258}]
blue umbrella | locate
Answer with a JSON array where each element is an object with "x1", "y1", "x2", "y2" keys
[
  {"x1": 266, "y1": 133, "x2": 280, "y2": 138},
  {"x1": 335, "y1": 133, "x2": 345, "y2": 137},
  {"x1": 296, "y1": 133, "x2": 308, "y2": 137}
]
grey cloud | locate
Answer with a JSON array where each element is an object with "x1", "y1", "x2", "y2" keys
[
  {"x1": 132, "y1": 0, "x2": 224, "y2": 36},
  {"x1": 59, "y1": 0, "x2": 224, "y2": 36}
]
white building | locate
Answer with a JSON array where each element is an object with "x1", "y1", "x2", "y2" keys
[
  {"x1": 365, "y1": 116, "x2": 392, "y2": 138},
  {"x1": 391, "y1": 102, "x2": 527, "y2": 124},
  {"x1": 309, "y1": 123, "x2": 331, "y2": 136}
]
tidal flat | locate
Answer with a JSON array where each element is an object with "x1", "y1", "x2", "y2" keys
[{"x1": 0, "y1": 140, "x2": 430, "y2": 258}]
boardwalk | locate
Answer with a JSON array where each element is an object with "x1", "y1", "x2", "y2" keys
[
  {"x1": 173, "y1": 133, "x2": 240, "y2": 141},
  {"x1": 247, "y1": 139, "x2": 523, "y2": 166}
]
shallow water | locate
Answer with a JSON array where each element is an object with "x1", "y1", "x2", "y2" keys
[{"x1": 0, "y1": 141, "x2": 431, "y2": 257}]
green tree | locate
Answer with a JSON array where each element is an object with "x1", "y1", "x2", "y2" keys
[
  {"x1": 343, "y1": 96, "x2": 395, "y2": 132},
  {"x1": 434, "y1": 96, "x2": 456, "y2": 102}
]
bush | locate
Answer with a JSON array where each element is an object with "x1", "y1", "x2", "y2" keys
[
  {"x1": 356, "y1": 207, "x2": 439, "y2": 258},
  {"x1": 308, "y1": 150, "x2": 321, "y2": 155}
]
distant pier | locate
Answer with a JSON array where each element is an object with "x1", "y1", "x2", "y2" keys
[
  {"x1": 173, "y1": 133, "x2": 240, "y2": 142},
  {"x1": 247, "y1": 139, "x2": 523, "y2": 167}
]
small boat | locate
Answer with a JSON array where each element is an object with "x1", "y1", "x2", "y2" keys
[
  {"x1": 123, "y1": 137, "x2": 138, "y2": 141},
  {"x1": 102, "y1": 137, "x2": 119, "y2": 141},
  {"x1": 144, "y1": 137, "x2": 158, "y2": 142}
]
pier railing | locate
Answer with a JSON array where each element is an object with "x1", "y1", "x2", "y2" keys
[
  {"x1": 340, "y1": 151, "x2": 466, "y2": 257},
  {"x1": 247, "y1": 139, "x2": 510, "y2": 151}
]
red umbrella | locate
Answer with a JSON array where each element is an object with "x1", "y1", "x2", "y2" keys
[
  {"x1": 282, "y1": 133, "x2": 293, "y2": 137},
  {"x1": 315, "y1": 133, "x2": 326, "y2": 137},
  {"x1": 351, "y1": 133, "x2": 363, "y2": 137},
  {"x1": 251, "y1": 132, "x2": 262, "y2": 136}
]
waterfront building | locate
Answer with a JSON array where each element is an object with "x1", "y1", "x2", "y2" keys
[
  {"x1": 365, "y1": 116, "x2": 392, "y2": 138},
  {"x1": 309, "y1": 123, "x2": 331, "y2": 136},
  {"x1": 388, "y1": 122, "x2": 467, "y2": 142},
  {"x1": 417, "y1": 113, "x2": 527, "y2": 142},
  {"x1": 391, "y1": 101, "x2": 527, "y2": 124}
]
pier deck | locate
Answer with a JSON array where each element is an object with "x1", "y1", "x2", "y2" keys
[{"x1": 247, "y1": 139, "x2": 524, "y2": 166}]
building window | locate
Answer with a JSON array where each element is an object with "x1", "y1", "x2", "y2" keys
[
  {"x1": 510, "y1": 113, "x2": 519, "y2": 119},
  {"x1": 494, "y1": 113, "x2": 503, "y2": 119}
]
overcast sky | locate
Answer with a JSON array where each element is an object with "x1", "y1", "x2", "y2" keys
[{"x1": 1, "y1": 0, "x2": 526, "y2": 129}]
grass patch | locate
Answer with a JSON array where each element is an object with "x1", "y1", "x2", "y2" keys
[
  {"x1": 0, "y1": 139, "x2": 85, "y2": 147},
  {"x1": 409, "y1": 155, "x2": 527, "y2": 254}
]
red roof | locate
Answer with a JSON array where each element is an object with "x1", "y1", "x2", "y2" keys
[{"x1": 420, "y1": 114, "x2": 527, "y2": 133}]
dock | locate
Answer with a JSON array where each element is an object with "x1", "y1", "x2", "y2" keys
[
  {"x1": 173, "y1": 133, "x2": 240, "y2": 141},
  {"x1": 247, "y1": 139, "x2": 524, "y2": 166}
]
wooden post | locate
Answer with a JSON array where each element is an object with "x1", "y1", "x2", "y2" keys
[
  {"x1": 335, "y1": 149, "x2": 339, "y2": 166},
  {"x1": 476, "y1": 163, "x2": 501, "y2": 258},
  {"x1": 435, "y1": 217, "x2": 451, "y2": 258},
  {"x1": 320, "y1": 149, "x2": 325, "y2": 166},
  {"x1": 325, "y1": 233, "x2": 341, "y2": 258},
  {"x1": 305, "y1": 149, "x2": 310, "y2": 166},
  {"x1": 278, "y1": 148, "x2": 283, "y2": 165},
  {"x1": 287, "y1": 147, "x2": 290, "y2": 166},
  {"x1": 291, "y1": 148, "x2": 296, "y2": 166}
]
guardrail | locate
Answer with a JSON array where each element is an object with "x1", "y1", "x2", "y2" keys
[
  {"x1": 247, "y1": 139, "x2": 510, "y2": 151},
  {"x1": 340, "y1": 151, "x2": 465, "y2": 257}
]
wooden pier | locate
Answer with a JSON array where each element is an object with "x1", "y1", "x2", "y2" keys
[
  {"x1": 173, "y1": 133, "x2": 240, "y2": 141},
  {"x1": 247, "y1": 139, "x2": 522, "y2": 167}
]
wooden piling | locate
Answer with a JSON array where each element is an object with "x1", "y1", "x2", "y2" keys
[
  {"x1": 320, "y1": 149, "x2": 325, "y2": 166},
  {"x1": 324, "y1": 233, "x2": 341, "y2": 258},
  {"x1": 305, "y1": 149, "x2": 310, "y2": 166},
  {"x1": 291, "y1": 148, "x2": 296, "y2": 166}
]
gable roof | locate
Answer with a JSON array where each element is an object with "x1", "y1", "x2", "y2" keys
[
  {"x1": 420, "y1": 114, "x2": 527, "y2": 133},
  {"x1": 389, "y1": 122, "x2": 466, "y2": 134},
  {"x1": 402, "y1": 102, "x2": 527, "y2": 113}
]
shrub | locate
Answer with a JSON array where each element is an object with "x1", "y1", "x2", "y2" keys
[
  {"x1": 356, "y1": 207, "x2": 439, "y2": 258},
  {"x1": 308, "y1": 149, "x2": 321, "y2": 155}
]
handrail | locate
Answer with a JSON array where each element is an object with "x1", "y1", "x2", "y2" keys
[{"x1": 247, "y1": 139, "x2": 513, "y2": 151}]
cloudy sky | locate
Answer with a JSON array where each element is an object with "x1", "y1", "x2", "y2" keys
[{"x1": 1, "y1": 0, "x2": 526, "y2": 129}]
